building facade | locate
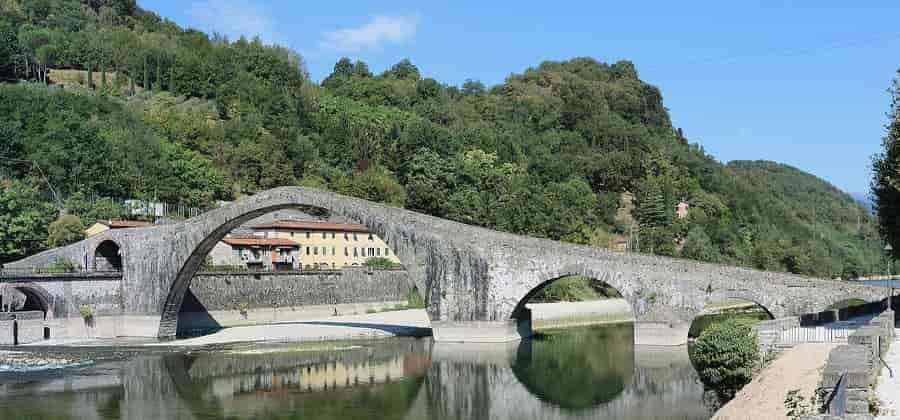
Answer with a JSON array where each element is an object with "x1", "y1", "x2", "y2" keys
[
  {"x1": 85, "y1": 220, "x2": 153, "y2": 237},
  {"x1": 207, "y1": 235, "x2": 300, "y2": 270},
  {"x1": 250, "y1": 220, "x2": 402, "y2": 270}
]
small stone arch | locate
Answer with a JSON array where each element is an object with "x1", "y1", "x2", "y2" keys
[
  {"x1": 703, "y1": 289, "x2": 778, "y2": 320},
  {"x1": 93, "y1": 239, "x2": 123, "y2": 271},
  {"x1": 509, "y1": 268, "x2": 632, "y2": 322},
  {"x1": 1, "y1": 282, "x2": 55, "y2": 319}
]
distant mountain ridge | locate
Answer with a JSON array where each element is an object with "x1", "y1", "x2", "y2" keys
[
  {"x1": 850, "y1": 192, "x2": 875, "y2": 214},
  {"x1": 726, "y1": 160, "x2": 882, "y2": 278}
]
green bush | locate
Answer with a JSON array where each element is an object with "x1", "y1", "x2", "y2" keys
[
  {"x1": 530, "y1": 275, "x2": 602, "y2": 303},
  {"x1": 364, "y1": 257, "x2": 401, "y2": 270},
  {"x1": 689, "y1": 318, "x2": 759, "y2": 402},
  {"x1": 48, "y1": 256, "x2": 79, "y2": 273},
  {"x1": 46, "y1": 214, "x2": 85, "y2": 247}
]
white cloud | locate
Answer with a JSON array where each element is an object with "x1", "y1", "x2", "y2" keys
[
  {"x1": 321, "y1": 15, "x2": 418, "y2": 53},
  {"x1": 189, "y1": 0, "x2": 279, "y2": 45}
]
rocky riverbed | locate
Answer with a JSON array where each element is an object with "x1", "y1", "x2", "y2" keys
[{"x1": 0, "y1": 350, "x2": 94, "y2": 372}]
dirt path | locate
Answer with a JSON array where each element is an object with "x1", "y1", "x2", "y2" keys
[{"x1": 713, "y1": 343, "x2": 838, "y2": 420}]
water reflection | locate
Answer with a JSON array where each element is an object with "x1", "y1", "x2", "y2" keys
[
  {"x1": 513, "y1": 325, "x2": 634, "y2": 408},
  {"x1": 0, "y1": 326, "x2": 711, "y2": 420}
]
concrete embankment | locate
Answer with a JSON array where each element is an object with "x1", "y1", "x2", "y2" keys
[{"x1": 526, "y1": 299, "x2": 634, "y2": 330}]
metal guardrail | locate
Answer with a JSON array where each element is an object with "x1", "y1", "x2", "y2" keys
[
  {"x1": 779, "y1": 324, "x2": 857, "y2": 344},
  {"x1": 825, "y1": 370, "x2": 848, "y2": 416}
]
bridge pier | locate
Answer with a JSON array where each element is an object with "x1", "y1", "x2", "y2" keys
[{"x1": 432, "y1": 309, "x2": 533, "y2": 343}]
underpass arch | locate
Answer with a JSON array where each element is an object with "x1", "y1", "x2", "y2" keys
[
  {"x1": 156, "y1": 201, "x2": 436, "y2": 339},
  {"x1": 93, "y1": 239, "x2": 123, "y2": 271},
  {"x1": 1, "y1": 282, "x2": 55, "y2": 319}
]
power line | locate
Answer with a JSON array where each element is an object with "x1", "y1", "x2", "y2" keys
[{"x1": 0, "y1": 156, "x2": 62, "y2": 205}]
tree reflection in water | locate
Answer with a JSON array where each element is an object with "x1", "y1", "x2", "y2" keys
[
  {"x1": 512, "y1": 324, "x2": 635, "y2": 409},
  {"x1": 0, "y1": 325, "x2": 713, "y2": 420}
]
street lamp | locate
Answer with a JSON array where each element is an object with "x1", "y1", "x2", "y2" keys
[{"x1": 886, "y1": 244, "x2": 894, "y2": 310}]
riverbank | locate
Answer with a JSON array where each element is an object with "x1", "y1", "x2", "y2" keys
[
  {"x1": 712, "y1": 342, "x2": 837, "y2": 420},
  {"x1": 151, "y1": 309, "x2": 432, "y2": 347},
  {"x1": 7, "y1": 299, "x2": 641, "y2": 350}
]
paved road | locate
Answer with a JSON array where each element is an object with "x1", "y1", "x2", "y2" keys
[{"x1": 876, "y1": 330, "x2": 900, "y2": 419}]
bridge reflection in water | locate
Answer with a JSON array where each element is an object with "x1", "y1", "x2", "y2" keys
[{"x1": 0, "y1": 326, "x2": 713, "y2": 420}]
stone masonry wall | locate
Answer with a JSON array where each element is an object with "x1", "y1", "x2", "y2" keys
[
  {"x1": 810, "y1": 309, "x2": 894, "y2": 418},
  {"x1": 188, "y1": 269, "x2": 410, "y2": 311},
  {"x1": 0, "y1": 311, "x2": 46, "y2": 345}
]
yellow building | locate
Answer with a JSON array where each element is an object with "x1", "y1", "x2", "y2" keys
[
  {"x1": 84, "y1": 220, "x2": 153, "y2": 237},
  {"x1": 250, "y1": 220, "x2": 402, "y2": 270}
]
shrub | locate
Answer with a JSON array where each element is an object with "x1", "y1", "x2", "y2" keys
[
  {"x1": 79, "y1": 305, "x2": 93, "y2": 319},
  {"x1": 689, "y1": 318, "x2": 759, "y2": 402},
  {"x1": 530, "y1": 275, "x2": 601, "y2": 302},
  {"x1": 48, "y1": 256, "x2": 79, "y2": 273},
  {"x1": 364, "y1": 257, "x2": 401, "y2": 270},
  {"x1": 47, "y1": 215, "x2": 85, "y2": 247}
]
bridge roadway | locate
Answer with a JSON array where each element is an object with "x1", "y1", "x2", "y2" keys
[{"x1": 2, "y1": 186, "x2": 890, "y2": 342}]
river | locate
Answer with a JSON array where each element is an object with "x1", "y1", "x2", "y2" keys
[{"x1": 0, "y1": 324, "x2": 714, "y2": 420}]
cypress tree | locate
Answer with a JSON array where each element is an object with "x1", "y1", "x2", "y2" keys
[
  {"x1": 169, "y1": 61, "x2": 175, "y2": 93},
  {"x1": 155, "y1": 55, "x2": 161, "y2": 90},
  {"x1": 143, "y1": 55, "x2": 149, "y2": 90},
  {"x1": 86, "y1": 61, "x2": 93, "y2": 89}
]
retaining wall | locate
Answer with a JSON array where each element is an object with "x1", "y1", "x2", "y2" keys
[
  {"x1": 188, "y1": 269, "x2": 410, "y2": 311},
  {"x1": 0, "y1": 311, "x2": 46, "y2": 345},
  {"x1": 806, "y1": 309, "x2": 894, "y2": 419}
]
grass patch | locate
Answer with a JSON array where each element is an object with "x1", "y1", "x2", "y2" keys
[{"x1": 366, "y1": 288, "x2": 425, "y2": 313}]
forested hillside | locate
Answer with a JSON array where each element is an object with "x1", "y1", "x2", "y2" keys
[{"x1": 0, "y1": 0, "x2": 884, "y2": 279}]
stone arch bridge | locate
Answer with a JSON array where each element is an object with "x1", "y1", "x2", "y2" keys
[{"x1": 3, "y1": 187, "x2": 889, "y2": 342}]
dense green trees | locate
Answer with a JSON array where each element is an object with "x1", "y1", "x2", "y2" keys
[
  {"x1": 46, "y1": 214, "x2": 85, "y2": 247},
  {"x1": 874, "y1": 72, "x2": 900, "y2": 258},
  {"x1": 0, "y1": 0, "x2": 884, "y2": 278}
]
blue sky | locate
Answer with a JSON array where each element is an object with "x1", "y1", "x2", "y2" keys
[{"x1": 139, "y1": 0, "x2": 900, "y2": 195}]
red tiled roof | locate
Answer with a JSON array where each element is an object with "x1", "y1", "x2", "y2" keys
[
  {"x1": 222, "y1": 235, "x2": 299, "y2": 247},
  {"x1": 251, "y1": 220, "x2": 371, "y2": 233},
  {"x1": 99, "y1": 220, "x2": 153, "y2": 228}
]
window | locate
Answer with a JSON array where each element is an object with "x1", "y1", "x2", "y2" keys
[
  {"x1": 376, "y1": 248, "x2": 381, "y2": 256},
  {"x1": 368, "y1": 234, "x2": 373, "y2": 241},
  {"x1": 353, "y1": 233, "x2": 358, "y2": 241},
  {"x1": 332, "y1": 247, "x2": 335, "y2": 256},
  {"x1": 332, "y1": 232, "x2": 336, "y2": 239},
  {"x1": 369, "y1": 248, "x2": 375, "y2": 256},
  {"x1": 313, "y1": 247, "x2": 318, "y2": 255},
  {"x1": 344, "y1": 233, "x2": 349, "y2": 240},
  {"x1": 385, "y1": 247, "x2": 390, "y2": 256},
  {"x1": 305, "y1": 232, "x2": 310, "y2": 239},
  {"x1": 322, "y1": 232, "x2": 326, "y2": 239},
  {"x1": 306, "y1": 247, "x2": 310, "y2": 255},
  {"x1": 344, "y1": 247, "x2": 348, "y2": 256},
  {"x1": 322, "y1": 246, "x2": 327, "y2": 255},
  {"x1": 353, "y1": 248, "x2": 358, "y2": 257}
]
